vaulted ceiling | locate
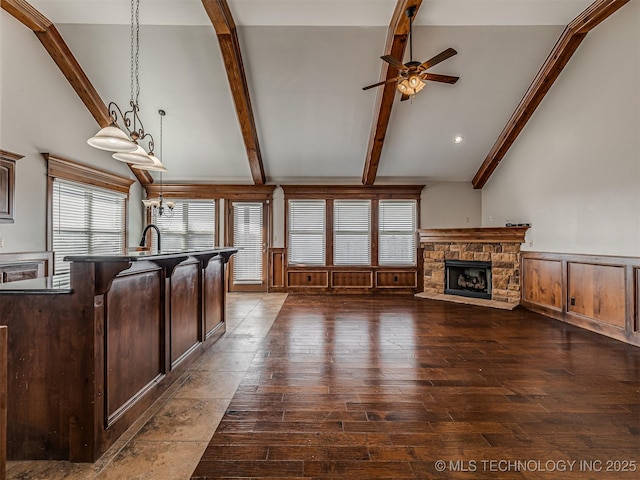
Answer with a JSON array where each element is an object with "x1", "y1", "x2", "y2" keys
[{"x1": 7, "y1": 0, "x2": 628, "y2": 186}]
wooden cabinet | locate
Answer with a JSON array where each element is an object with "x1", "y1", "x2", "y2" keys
[
  {"x1": 0, "y1": 249, "x2": 234, "y2": 462},
  {"x1": 0, "y1": 150, "x2": 23, "y2": 224},
  {"x1": 0, "y1": 252, "x2": 52, "y2": 283}
]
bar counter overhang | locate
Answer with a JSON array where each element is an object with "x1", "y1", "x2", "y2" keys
[{"x1": 0, "y1": 248, "x2": 236, "y2": 462}]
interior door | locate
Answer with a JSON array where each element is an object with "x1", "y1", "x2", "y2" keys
[{"x1": 227, "y1": 200, "x2": 268, "y2": 292}]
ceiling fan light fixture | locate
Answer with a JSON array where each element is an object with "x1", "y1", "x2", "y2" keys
[{"x1": 397, "y1": 74, "x2": 425, "y2": 96}]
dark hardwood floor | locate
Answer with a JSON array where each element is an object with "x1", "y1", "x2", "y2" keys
[{"x1": 192, "y1": 295, "x2": 640, "y2": 479}]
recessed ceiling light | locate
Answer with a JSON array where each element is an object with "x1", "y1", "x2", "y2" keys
[{"x1": 454, "y1": 136, "x2": 464, "y2": 144}]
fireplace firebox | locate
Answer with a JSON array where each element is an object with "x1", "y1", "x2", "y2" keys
[{"x1": 445, "y1": 260, "x2": 492, "y2": 299}]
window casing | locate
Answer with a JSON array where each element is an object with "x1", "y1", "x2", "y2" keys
[
  {"x1": 152, "y1": 200, "x2": 216, "y2": 251},
  {"x1": 378, "y1": 200, "x2": 417, "y2": 266},
  {"x1": 52, "y1": 179, "x2": 126, "y2": 275},
  {"x1": 288, "y1": 200, "x2": 326, "y2": 266},
  {"x1": 333, "y1": 200, "x2": 371, "y2": 266}
]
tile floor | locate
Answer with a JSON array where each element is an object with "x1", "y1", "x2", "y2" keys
[{"x1": 6, "y1": 292, "x2": 288, "y2": 480}]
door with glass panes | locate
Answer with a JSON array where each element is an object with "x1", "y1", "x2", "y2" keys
[{"x1": 227, "y1": 200, "x2": 269, "y2": 292}]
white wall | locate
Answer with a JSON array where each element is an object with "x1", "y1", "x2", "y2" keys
[
  {"x1": 482, "y1": 2, "x2": 640, "y2": 257},
  {"x1": 421, "y1": 182, "x2": 482, "y2": 228},
  {"x1": 0, "y1": 12, "x2": 144, "y2": 254}
]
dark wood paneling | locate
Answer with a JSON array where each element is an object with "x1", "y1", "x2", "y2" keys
[
  {"x1": 521, "y1": 252, "x2": 640, "y2": 346},
  {"x1": 170, "y1": 262, "x2": 201, "y2": 365},
  {"x1": 0, "y1": 292, "x2": 76, "y2": 460},
  {"x1": 204, "y1": 258, "x2": 224, "y2": 337},
  {"x1": 288, "y1": 271, "x2": 329, "y2": 288},
  {"x1": 105, "y1": 271, "x2": 163, "y2": 423},
  {"x1": 376, "y1": 271, "x2": 416, "y2": 288},
  {"x1": 331, "y1": 271, "x2": 373, "y2": 288},
  {"x1": 522, "y1": 257, "x2": 562, "y2": 310},
  {"x1": 269, "y1": 248, "x2": 285, "y2": 290},
  {"x1": 636, "y1": 268, "x2": 640, "y2": 332},
  {"x1": 568, "y1": 262, "x2": 626, "y2": 328},
  {"x1": 0, "y1": 251, "x2": 231, "y2": 461},
  {"x1": 0, "y1": 326, "x2": 6, "y2": 480}
]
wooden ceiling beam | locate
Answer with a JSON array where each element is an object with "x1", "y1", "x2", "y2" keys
[
  {"x1": 472, "y1": 0, "x2": 630, "y2": 189},
  {"x1": 362, "y1": 0, "x2": 422, "y2": 186},
  {"x1": 1, "y1": 0, "x2": 154, "y2": 186},
  {"x1": 202, "y1": 0, "x2": 266, "y2": 185}
]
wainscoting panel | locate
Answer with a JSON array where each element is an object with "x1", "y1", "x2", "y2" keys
[
  {"x1": 568, "y1": 262, "x2": 626, "y2": 328},
  {"x1": 522, "y1": 257, "x2": 562, "y2": 311},
  {"x1": 331, "y1": 271, "x2": 373, "y2": 288},
  {"x1": 521, "y1": 252, "x2": 639, "y2": 346}
]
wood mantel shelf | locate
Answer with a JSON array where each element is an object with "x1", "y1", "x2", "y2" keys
[{"x1": 418, "y1": 227, "x2": 529, "y2": 244}]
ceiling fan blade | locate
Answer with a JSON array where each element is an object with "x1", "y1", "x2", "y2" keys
[
  {"x1": 424, "y1": 73, "x2": 459, "y2": 84},
  {"x1": 400, "y1": 94, "x2": 410, "y2": 102},
  {"x1": 380, "y1": 55, "x2": 406, "y2": 71},
  {"x1": 362, "y1": 77, "x2": 399, "y2": 91},
  {"x1": 419, "y1": 47, "x2": 457, "y2": 70}
]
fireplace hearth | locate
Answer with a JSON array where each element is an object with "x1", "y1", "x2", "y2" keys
[{"x1": 445, "y1": 260, "x2": 492, "y2": 300}]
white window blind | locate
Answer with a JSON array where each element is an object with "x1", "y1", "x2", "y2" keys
[
  {"x1": 334, "y1": 200, "x2": 371, "y2": 266},
  {"x1": 379, "y1": 200, "x2": 417, "y2": 266},
  {"x1": 153, "y1": 201, "x2": 216, "y2": 251},
  {"x1": 232, "y1": 202, "x2": 263, "y2": 284},
  {"x1": 52, "y1": 179, "x2": 126, "y2": 276},
  {"x1": 288, "y1": 200, "x2": 326, "y2": 266}
]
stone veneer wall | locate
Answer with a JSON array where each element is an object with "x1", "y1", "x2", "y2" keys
[{"x1": 422, "y1": 242, "x2": 522, "y2": 304}]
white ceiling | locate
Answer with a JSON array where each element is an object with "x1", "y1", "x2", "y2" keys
[{"x1": 26, "y1": 0, "x2": 594, "y2": 183}]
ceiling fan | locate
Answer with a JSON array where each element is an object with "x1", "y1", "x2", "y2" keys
[{"x1": 363, "y1": 6, "x2": 459, "y2": 101}]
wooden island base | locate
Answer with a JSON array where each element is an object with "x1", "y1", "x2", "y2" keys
[{"x1": 0, "y1": 248, "x2": 235, "y2": 462}]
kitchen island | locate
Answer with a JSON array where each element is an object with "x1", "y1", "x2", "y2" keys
[{"x1": 0, "y1": 248, "x2": 236, "y2": 462}]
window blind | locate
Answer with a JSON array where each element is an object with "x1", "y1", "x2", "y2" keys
[
  {"x1": 232, "y1": 202, "x2": 263, "y2": 284},
  {"x1": 288, "y1": 200, "x2": 326, "y2": 266},
  {"x1": 379, "y1": 200, "x2": 417, "y2": 266},
  {"x1": 334, "y1": 200, "x2": 371, "y2": 265},
  {"x1": 52, "y1": 179, "x2": 126, "y2": 275},
  {"x1": 153, "y1": 200, "x2": 216, "y2": 251}
]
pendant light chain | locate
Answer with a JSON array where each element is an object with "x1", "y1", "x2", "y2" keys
[{"x1": 134, "y1": 0, "x2": 140, "y2": 105}]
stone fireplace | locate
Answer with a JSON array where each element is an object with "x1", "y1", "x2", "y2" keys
[{"x1": 418, "y1": 227, "x2": 529, "y2": 305}]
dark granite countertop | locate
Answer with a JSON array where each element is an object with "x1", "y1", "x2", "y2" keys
[
  {"x1": 64, "y1": 247, "x2": 237, "y2": 263},
  {"x1": 0, "y1": 275, "x2": 72, "y2": 294}
]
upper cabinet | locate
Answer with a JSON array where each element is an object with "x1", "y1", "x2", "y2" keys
[{"x1": 0, "y1": 150, "x2": 24, "y2": 224}]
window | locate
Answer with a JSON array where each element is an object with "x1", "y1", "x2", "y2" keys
[
  {"x1": 334, "y1": 200, "x2": 371, "y2": 265},
  {"x1": 379, "y1": 200, "x2": 417, "y2": 266},
  {"x1": 52, "y1": 179, "x2": 126, "y2": 275},
  {"x1": 153, "y1": 200, "x2": 216, "y2": 251},
  {"x1": 288, "y1": 200, "x2": 326, "y2": 265}
]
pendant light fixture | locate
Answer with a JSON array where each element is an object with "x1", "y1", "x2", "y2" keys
[
  {"x1": 142, "y1": 110, "x2": 174, "y2": 218},
  {"x1": 87, "y1": 0, "x2": 156, "y2": 165}
]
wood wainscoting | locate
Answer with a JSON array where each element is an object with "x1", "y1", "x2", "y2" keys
[
  {"x1": 268, "y1": 248, "x2": 422, "y2": 294},
  {"x1": 521, "y1": 252, "x2": 640, "y2": 346}
]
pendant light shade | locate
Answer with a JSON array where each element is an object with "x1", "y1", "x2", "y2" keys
[
  {"x1": 87, "y1": 125, "x2": 137, "y2": 152},
  {"x1": 133, "y1": 152, "x2": 167, "y2": 172},
  {"x1": 112, "y1": 144, "x2": 154, "y2": 165}
]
